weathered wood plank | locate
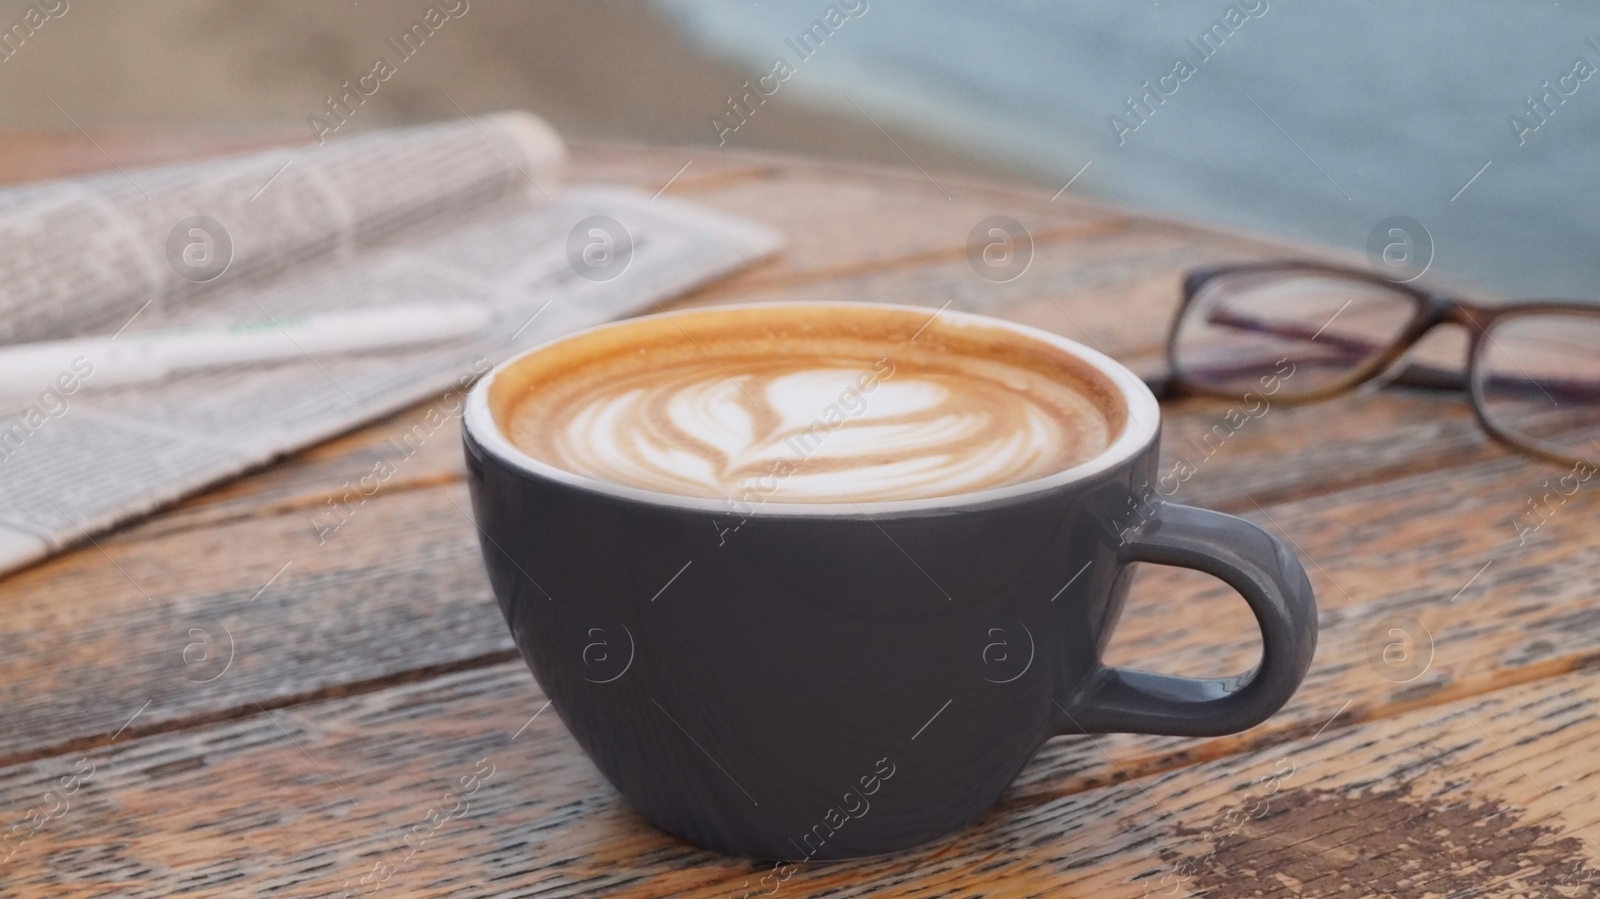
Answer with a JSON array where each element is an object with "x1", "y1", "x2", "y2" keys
[
  {"x1": 680, "y1": 219, "x2": 1214, "y2": 357},
  {"x1": 847, "y1": 668, "x2": 1600, "y2": 897},
  {"x1": 1006, "y1": 441, "x2": 1600, "y2": 800},
  {"x1": 568, "y1": 140, "x2": 781, "y2": 192},
  {"x1": 1154, "y1": 381, "x2": 1495, "y2": 513},
  {"x1": 7, "y1": 134, "x2": 1585, "y2": 898},
  {"x1": 3, "y1": 377, "x2": 1561, "y2": 761},
  {"x1": 0, "y1": 152, "x2": 1538, "y2": 771},
  {"x1": 0, "y1": 418, "x2": 1592, "y2": 801},
  {"x1": 5, "y1": 655, "x2": 1596, "y2": 896},
  {"x1": 956, "y1": 668, "x2": 1600, "y2": 897},
  {"x1": 679, "y1": 176, "x2": 1117, "y2": 294},
  {"x1": 0, "y1": 481, "x2": 508, "y2": 764},
  {"x1": 0, "y1": 129, "x2": 303, "y2": 187},
  {"x1": 136, "y1": 399, "x2": 476, "y2": 540}
]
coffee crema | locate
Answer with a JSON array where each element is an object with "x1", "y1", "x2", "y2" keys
[{"x1": 491, "y1": 305, "x2": 1126, "y2": 504}]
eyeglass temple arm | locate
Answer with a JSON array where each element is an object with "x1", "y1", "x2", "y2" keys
[
  {"x1": 1203, "y1": 307, "x2": 1497, "y2": 391},
  {"x1": 1196, "y1": 306, "x2": 1600, "y2": 401},
  {"x1": 1201, "y1": 306, "x2": 1468, "y2": 391}
]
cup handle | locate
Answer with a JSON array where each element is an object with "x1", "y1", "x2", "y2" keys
[{"x1": 1056, "y1": 502, "x2": 1318, "y2": 737}]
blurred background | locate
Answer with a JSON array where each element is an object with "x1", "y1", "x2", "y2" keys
[{"x1": 7, "y1": 0, "x2": 1596, "y2": 297}]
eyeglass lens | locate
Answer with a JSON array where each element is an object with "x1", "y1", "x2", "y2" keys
[
  {"x1": 1172, "y1": 270, "x2": 1418, "y2": 396},
  {"x1": 1476, "y1": 312, "x2": 1600, "y2": 465}
]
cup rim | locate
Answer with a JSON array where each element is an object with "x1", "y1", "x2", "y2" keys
[{"x1": 463, "y1": 301, "x2": 1160, "y2": 516}]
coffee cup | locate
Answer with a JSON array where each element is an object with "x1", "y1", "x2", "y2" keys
[{"x1": 462, "y1": 302, "x2": 1316, "y2": 859}]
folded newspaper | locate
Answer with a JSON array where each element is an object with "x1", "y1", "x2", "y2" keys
[{"x1": 0, "y1": 112, "x2": 782, "y2": 575}]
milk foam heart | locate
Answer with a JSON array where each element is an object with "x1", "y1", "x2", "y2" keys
[{"x1": 496, "y1": 305, "x2": 1124, "y2": 504}]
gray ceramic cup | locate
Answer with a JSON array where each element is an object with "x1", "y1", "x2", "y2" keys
[{"x1": 462, "y1": 303, "x2": 1317, "y2": 860}]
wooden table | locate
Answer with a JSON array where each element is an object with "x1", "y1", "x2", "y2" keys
[{"x1": 4, "y1": 133, "x2": 1595, "y2": 898}]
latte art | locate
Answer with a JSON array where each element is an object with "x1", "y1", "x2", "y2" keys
[{"x1": 494, "y1": 306, "x2": 1124, "y2": 504}]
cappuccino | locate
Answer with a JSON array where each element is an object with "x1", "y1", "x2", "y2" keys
[{"x1": 491, "y1": 305, "x2": 1126, "y2": 503}]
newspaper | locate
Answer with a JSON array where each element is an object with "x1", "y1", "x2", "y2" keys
[{"x1": 0, "y1": 112, "x2": 782, "y2": 574}]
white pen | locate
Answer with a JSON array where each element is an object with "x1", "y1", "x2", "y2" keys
[{"x1": 0, "y1": 302, "x2": 495, "y2": 393}]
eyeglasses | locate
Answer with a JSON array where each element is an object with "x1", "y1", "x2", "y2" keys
[{"x1": 1162, "y1": 261, "x2": 1600, "y2": 468}]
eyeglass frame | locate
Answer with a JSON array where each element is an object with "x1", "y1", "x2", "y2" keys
[{"x1": 1162, "y1": 260, "x2": 1600, "y2": 468}]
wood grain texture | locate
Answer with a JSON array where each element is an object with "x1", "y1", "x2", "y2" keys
[
  {"x1": 0, "y1": 408, "x2": 1591, "y2": 815},
  {"x1": 5, "y1": 658, "x2": 1598, "y2": 896},
  {"x1": 0, "y1": 481, "x2": 505, "y2": 763},
  {"x1": 2, "y1": 133, "x2": 1586, "y2": 897},
  {"x1": 0, "y1": 129, "x2": 304, "y2": 187},
  {"x1": 0, "y1": 387, "x2": 1528, "y2": 761}
]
